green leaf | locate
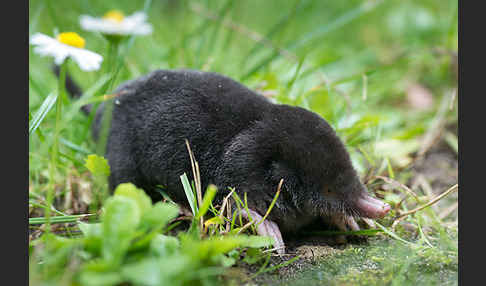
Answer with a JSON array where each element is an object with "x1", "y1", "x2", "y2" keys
[
  {"x1": 142, "y1": 202, "x2": 179, "y2": 230},
  {"x1": 101, "y1": 196, "x2": 141, "y2": 266},
  {"x1": 84, "y1": 154, "x2": 111, "y2": 178},
  {"x1": 79, "y1": 222, "x2": 103, "y2": 254},
  {"x1": 114, "y1": 183, "x2": 152, "y2": 215},
  {"x1": 121, "y1": 255, "x2": 189, "y2": 286},
  {"x1": 79, "y1": 269, "x2": 123, "y2": 286},
  {"x1": 150, "y1": 234, "x2": 180, "y2": 257},
  {"x1": 120, "y1": 258, "x2": 163, "y2": 286},
  {"x1": 213, "y1": 253, "x2": 236, "y2": 267},
  {"x1": 240, "y1": 235, "x2": 275, "y2": 248},
  {"x1": 130, "y1": 203, "x2": 180, "y2": 251},
  {"x1": 243, "y1": 248, "x2": 265, "y2": 264},
  {"x1": 29, "y1": 92, "x2": 57, "y2": 136}
]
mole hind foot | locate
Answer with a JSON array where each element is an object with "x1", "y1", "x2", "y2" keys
[{"x1": 240, "y1": 209, "x2": 285, "y2": 255}]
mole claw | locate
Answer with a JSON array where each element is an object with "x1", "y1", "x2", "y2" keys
[
  {"x1": 240, "y1": 209, "x2": 285, "y2": 255},
  {"x1": 346, "y1": 216, "x2": 360, "y2": 231}
]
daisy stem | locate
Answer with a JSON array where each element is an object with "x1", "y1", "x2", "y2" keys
[
  {"x1": 96, "y1": 40, "x2": 120, "y2": 156},
  {"x1": 45, "y1": 61, "x2": 67, "y2": 233},
  {"x1": 95, "y1": 40, "x2": 121, "y2": 205}
]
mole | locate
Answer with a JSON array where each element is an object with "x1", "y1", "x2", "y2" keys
[{"x1": 59, "y1": 68, "x2": 390, "y2": 254}]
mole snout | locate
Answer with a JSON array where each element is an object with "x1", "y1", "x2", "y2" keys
[{"x1": 354, "y1": 192, "x2": 391, "y2": 219}]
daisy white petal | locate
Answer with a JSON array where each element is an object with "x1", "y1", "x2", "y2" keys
[
  {"x1": 79, "y1": 10, "x2": 153, "y2": 36},
  {"x1": 30, "y1": 32, "x2": 103, "y2": 71},
  {"x1": 68, "y1": 47, "x2": 104, "y2": 71}
]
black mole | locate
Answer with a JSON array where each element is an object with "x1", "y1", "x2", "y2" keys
[{"x1": 65, "y1": 69, "x2": 390, "y2": 254}]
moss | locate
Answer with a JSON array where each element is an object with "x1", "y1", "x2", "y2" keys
[{"x1": 278, "y1": 237, "x2": 457, "y2": 286}]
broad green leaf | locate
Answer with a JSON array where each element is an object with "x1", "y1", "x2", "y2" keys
[
  {"x1": 78, "y1": 270, "x2": 123, "y2": 286},
  {"x1": 150, "y1": 234, "x2": 180, "y2": 257},
  {"x1": 114, "y1": 183, "x2": 152, "y2": 215},
  {"x1": 142, "y1": 202, "x2": 179, "y2": 229},
  {"x1": 240, "y1": 235, "x2": 275, "y2": 248},
  {"x1": 243, "y1": 248, "x2": 265, "y2": 264},
  {"x1": 182, "y1": 235, "x2": 272, "y2": 261},
  {"x1": 129, "y1": 203, "x2": 180, "y2": 251},
  {"x1": 212, "y1": 253, "x2": 236, "y2": 267},
  {"x1": 120, "y1": 258, "x2": 163, "y2": 286},
  {"x1": 79, "y1": 222, "x2": 103, "y2": 254},
  {"x1": 121, "y1": 255, "x2": 190, "y2": 286},
  {"x1": 101, "y1": 196, "x2": 141, "y2": 266},
  {"x1": 84, "y1": 154, "x2": 111, "y2": 177}
]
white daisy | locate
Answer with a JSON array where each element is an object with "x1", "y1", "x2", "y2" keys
[
  {"x1": 79, "y1": 10, "x2": 153, "y2": 36},
  {"x1": 30, "y1": 32, "x2": 103, "y2": 71}
]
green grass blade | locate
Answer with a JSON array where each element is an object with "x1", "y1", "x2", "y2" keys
[
  {"x1": 244, "y1": 0, "x2": 310, "y2": 60},
  {"x1": 207, "y1": 0, "x2": 235, "y2": 49},
  {"x1": 240, "y1": 50, "x2": 279, "y2": 80},
  {"x1": 29, "y1": 214, "x2": 96, "y2": 225},
  {"x1": 386, "y1": 157, "x2": 395, "y2": 179},
  {"x1": 375, "y1": 222, "x2": 414, "y2": 245},
  {"x1": 28, "y1": 2, "x2": 45, "y2": 35},
  {"x1": 196, "y1": 184, "x2": 218, "y2": 220},
  {"x1": 286, "y1": 57, "x2": 305, "y2": 91},
  {"x1": 180, "y1": 173, "x2": 197, "y2": 216},
  {"x1": 64, "y1": 74, "x2": 111, "y2": 121},
  {"x1": 29, "y1": 93, "x2": 58, "y2": 136},
  {"x1": 288, "y1": 1, "x2": 384, "y2": 51},
  {"x1": 29, "y1": 199, "x2": 66, "y2": 216},
  {"x1": 242, "y1": 0, "x2": 384, "y2": 80},
  {"x1": 59, "y1": 138, "x2": 91, "y2": 154}
]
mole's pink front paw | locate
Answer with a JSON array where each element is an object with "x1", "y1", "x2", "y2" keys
[{"x1": 240, "y1": 209, "x2": 285, "y2": 255}]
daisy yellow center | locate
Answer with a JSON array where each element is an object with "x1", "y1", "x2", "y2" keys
[
  {"x1": 103, "y1": 10, "x2": 125, "y2": 22},
  {"x1": 56, "y1": 32, "x2": 85, "y2": 48}
]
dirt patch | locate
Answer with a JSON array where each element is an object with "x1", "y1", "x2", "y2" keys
[{"x1": 409, "y1": 125, "x2": 458, "y2": 221}]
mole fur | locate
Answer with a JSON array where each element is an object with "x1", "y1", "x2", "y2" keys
[{"x1": 66, "y1": 69, "x2": 387, "y2": 235}]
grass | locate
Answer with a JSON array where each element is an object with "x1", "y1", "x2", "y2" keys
[{"x1": 29, "y1": 0, "x2": 458, "y2": 285}]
